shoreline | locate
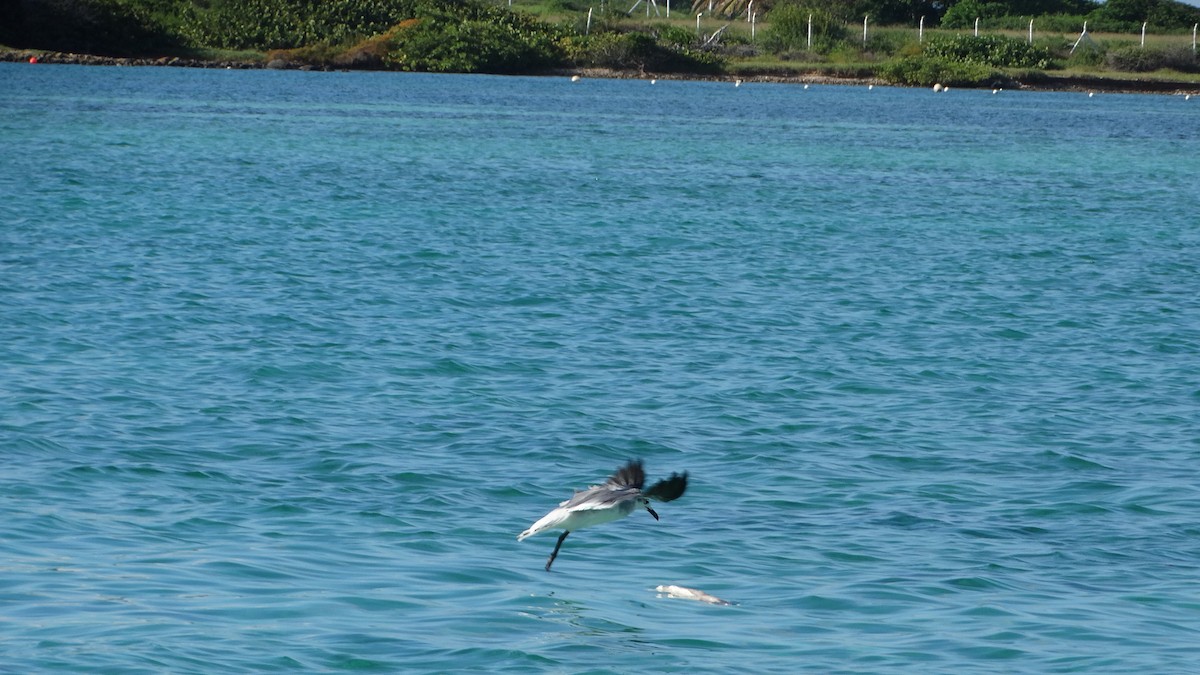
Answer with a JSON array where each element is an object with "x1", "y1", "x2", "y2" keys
[{"x1": 4, "y1": 49, "x2": 1198, "y2": 96}]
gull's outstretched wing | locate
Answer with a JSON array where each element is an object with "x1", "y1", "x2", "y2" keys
[
  {"x1": 605, "y1": 460, "x2": 646, "y2": 490},
  {"x1": 645, "y1": 471, "x2": 688, "y2": 502}
]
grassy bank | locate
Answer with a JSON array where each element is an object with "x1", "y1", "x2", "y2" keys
[{"x1": 3, "y1": 0, "x2": 1199, "y2": 91}]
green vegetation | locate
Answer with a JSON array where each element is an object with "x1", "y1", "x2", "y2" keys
[
  {"x1": 924, "y1": 34, "x2": 1051, "y2": 69},
  {"x1": 761, "y1": 5, "x2": 846, "y2": 53},
  {"x1": 878, "y1": 55, "x2": 1000, "y2": 87},
  {"x1": 876, "y1": 34, "x2": 1050, "y2": 86},
  {"x1": 378, "y1": 5, "x2": 563, "y2": 73},
  {"x1": 3, "y1": 0, "x2": 1199, "y2": 86}
]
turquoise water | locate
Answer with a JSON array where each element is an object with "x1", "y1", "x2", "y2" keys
[{"x1": 2, "y1": 62, "x2": 1200, "y2": 672}]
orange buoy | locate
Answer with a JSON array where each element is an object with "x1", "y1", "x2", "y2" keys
[{"x1": 29, "y1": 56, "x2": 39, "y2": 64}]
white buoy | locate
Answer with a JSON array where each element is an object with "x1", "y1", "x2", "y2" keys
[
  {"x1": 933, "y1": 83, "x2": 943, "y2": 92},
  {"x1": 571, "y1": 75, "x2": 581, "y2": 82},
  {"x1": 803, "y1": 84, "x2": 809, "y2": 89},
  {"x1": 868, "y1": 84, "x2": 874, "y2": 90},
  {"x1": 1186, "y1": 94, "x2": 1192, "y2": 100},
  {"x1": 650, "y1": 78, "x2": 657, "y2": 84},
  {"x1": 735, "y1": 79, "x2": 743, "y2": 87},
  {"x1": 1088, "y1": 91, "x2": 1094, "y2": 97}
]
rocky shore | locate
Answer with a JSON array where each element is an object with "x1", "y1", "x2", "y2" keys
[
  {"x1": 4, "y1": 48, "x2": 1197, "y2": 95},
  {"x1": 2, "y1": 49, "x2": 263, "y2": 69}
]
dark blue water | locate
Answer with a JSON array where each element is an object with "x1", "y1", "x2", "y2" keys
[{"x1": 3, "y1": 63, "x2": 1200, "y2": 672}]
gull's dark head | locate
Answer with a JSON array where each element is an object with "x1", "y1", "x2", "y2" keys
[{"x1": 643, "y1": 498, "x2": 659, "y2": 520}]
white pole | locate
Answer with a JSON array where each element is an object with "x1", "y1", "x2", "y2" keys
[
  {"x1": 586, "y1": 7, "x2": 592, "y2": 34},
  {"x1": 863, "y1": 15, "x2": 868, "y2": 46},
  {"x1": 708, "y1": 0, "x2": 712, "y2": 12},
  {"x1": 808, "y1": 14, "x2": 813, "y2": 50},
  {"x1": 697, "y1": 12, "x2": 702, "y2": 34},
  {"x1": 1028, "y1": 19, "x2": 1034, "y2": 45},
  {"x1": 974, "y1": 17, "x2": 979, "y2": 37},
  {"x1": 666, "y1": 0, "x2": 669, "y2": 18},
  {"x1": 1141, "y1": 21, "x2": 1147, "y2": 48},
  {"x1": 1070, "y1": 21, "x2": 1088, "y2": 54},
  {"x1": 747, "y1": 0, "x2": 753, "y2": 22},
  {"x1": 1194, "y1": 23, "x2": 1198, "y2": 54},
  {"x1": 752, "y1": 12, "x2": 756, "y2": 39},
  {"x1": 919, "y1": 16, "x2": 924, "y2": 43}
]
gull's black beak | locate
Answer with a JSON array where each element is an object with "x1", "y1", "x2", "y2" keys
[{"x1": 646, "y1": 505, "x2": 660, "y2": 521}]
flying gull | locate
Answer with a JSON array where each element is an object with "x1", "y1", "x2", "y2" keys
[{"x1": 518, "y1": 459, "x2": 688, "y2": 571}]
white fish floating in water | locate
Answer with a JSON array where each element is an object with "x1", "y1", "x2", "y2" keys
[{"x1": 655, "y1": 585, "x2": 734, "y2": 606}]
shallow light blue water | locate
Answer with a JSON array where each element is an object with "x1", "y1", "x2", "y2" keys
[{"x1": 2, "y1": 62, "x2": 1200, "y2": 672}]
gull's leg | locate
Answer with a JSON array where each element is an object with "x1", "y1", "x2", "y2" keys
[{"x1": 545, "y1": 531, "x2": 570, "y2": 571}]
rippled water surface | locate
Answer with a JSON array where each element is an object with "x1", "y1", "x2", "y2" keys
[{"x1": 3, "y1": 62, "x2": 1200, "y2": 672}]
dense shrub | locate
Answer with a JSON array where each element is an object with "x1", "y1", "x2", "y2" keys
[
  {"x1": 973, "y1": 13, "x2": 1087, "y2": 32},
  {"x1": 383, "y1": 6, "x2": 565, "y2": 73},
  {"x1": 1106, "y1": 44, "x2": 1161, "y2": 71},
  {"x1": 561, "y1": 30, "x2": 723, "y2": 72},
  {"x1": 863, "y1": 29, "x2": 917, "y2": 57},
  {"x1": 928, "y1": 0, "x2": 1189, "y2": 30},
  {"x1": 941, "y1": 0, "x2": 1007, "y2": 30},
  {"x1": 562, "y1": 32, "x2": 650, "y2": 69},
  {"x1": 878, "y1": 55, "x2": 999, "y2": 86},
  {"x1": 843, "y1": 0, "x2": 943, "y2": 24},
  {"x1": 878, "y1": 32, "x2": 1048, "y2": 86},
  {"x1": 1027, "y1": 13, "x2": 1092, "y2": 32},
  {"x1": 4, "y1": 0, "x2": 179, "y2": 55},
  {"x1": 761, "y1": 4, "x2": 846, "y2": 54},
  {"x1": 924, "y1": 34, "x2": 1051, "y2": 68},
  {"x1": 1107, "y1": 44, "x2": 1200, "y2": 72},
  {"x1": 1160, "y1": 45, "x2": 1200, "y2": 72},
  {"x1": 1065, "y1": 39, "x2": 1106, "y2": 67},
  {"x1": 650, "y1": 23, "x2": 698, "y2": 50},
  {"x1": 174, "y1": 0, "x2": 425, "y2": 50},
  {"x1": 1089, "y1": 0, "x2": 1200, "y2": 32}
]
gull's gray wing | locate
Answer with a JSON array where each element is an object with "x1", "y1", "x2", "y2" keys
[{"x1": 559, "y1": 484, "x2": 639, "y2": 510}]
